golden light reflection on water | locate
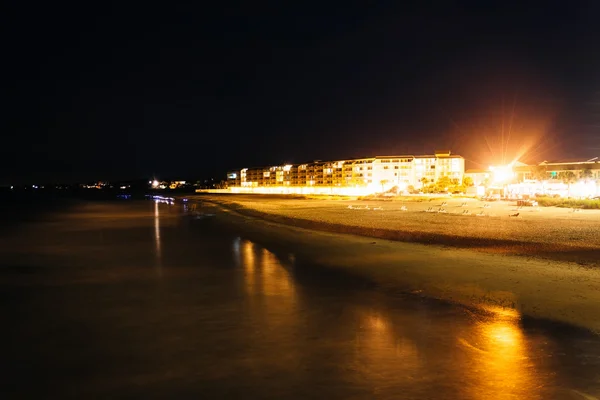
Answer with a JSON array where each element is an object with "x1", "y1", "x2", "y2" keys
[
  {"x1": 259, "y1": 248, "x2": 295, "y2": 297},
  {"x1": 154, "y1": 201, "x2": 162, "y2": 274},
  {"x1": 241, "y1": 241, "x2": 255, "y2": 270},
  {"x1": 353, "y1": 309, "x2": 421, "y2": 395},
  {"x1": 238, "y1": 240, "x2": 296, "y2": 303},
  {"x1": 154, "y1": 201, "x2": 161, "y2": 255},
  {"x1": 237, "y1": 239, "x2": 300, "y2": 371},
  {"x1": 460, "y1": 306, "x2": 544, "y2": 400}
]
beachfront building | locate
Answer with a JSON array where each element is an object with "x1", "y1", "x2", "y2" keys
[
  {"x1": 224, "y1": 151, "x2": 465, "y2": 195},
  {"x1": 462, "y1": 158, "x2": 600, "y2": 198},
  {"x1": 507, "y1": 158, "x2": 600, "y2": 198}
]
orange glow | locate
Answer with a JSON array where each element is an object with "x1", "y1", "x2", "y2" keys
[
  {"x1": 238, "y1": 240, "x2": 300, "y2": 371},
  {"x1": 240, "y1": 240, "x2": 296, "y2": 303},
  {"x1": 350, "y1": 309, "x2": 421, "y2": 396},
  {"x1": 367, "y1": 314, "x2": 387, "y2": 331},
  {"x1": 460, "y1": 306, "x2": 545, "y2": 399},
  {"x1": 242, "y1": 241, "x2": 255, "y2": 274},
  {"x1": 259, "y1": 248, "x2": 295, "y2": 297},
  {"x1": 153, "y1": 201, "x2": 162, "y2": 275},
  {"x1": 154, "y1": 201, "x2": 161, "y2": 256},
  {"x1": 486, "y1": 323, "x2": 517, "y2": 346}
]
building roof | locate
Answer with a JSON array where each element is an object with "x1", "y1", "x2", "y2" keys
[
  {"x1": 374, "y1": 155, "x2": 415, "y2": 159},
  {"x1": 539, "y1": 158, "x2": 599, "y2": 165},
  {"x1": 230, "y1": 151, "x2": 465, "y2": 172}
]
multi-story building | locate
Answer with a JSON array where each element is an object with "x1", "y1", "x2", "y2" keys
[{"x1": 225, "y1": 151, "x2": 465, "y2": 195}]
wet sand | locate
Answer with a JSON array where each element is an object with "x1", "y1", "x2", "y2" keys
[
  {"x1": 195, "y1": 194, "x2": 600, "y2": 266},
  {"x1": 199, "y1": 196, "x2": 600, "y2": 334}
]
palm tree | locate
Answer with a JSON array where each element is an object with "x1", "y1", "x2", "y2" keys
[
  {"x1": 380, "y1": 179, "x2": 389, "y2": 193},
  {"x1": 559, "y1": 171, "x2": 577, "y2": 183},
  {"x1": 581, "y1": 168, "x2": 594, "y2": 181},
  {"x1": 531, "y1": 165, "x2": 548, "y2": 182}
]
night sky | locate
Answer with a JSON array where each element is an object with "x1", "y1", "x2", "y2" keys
[{"x1": 5, "y1": 1, "x2": 600, "y2": 184}]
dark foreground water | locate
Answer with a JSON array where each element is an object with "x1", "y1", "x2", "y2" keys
[{"x1": 1, "y1": 200, "x2": 599, "y2": 399}]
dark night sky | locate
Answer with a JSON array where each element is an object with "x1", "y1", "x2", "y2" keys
[{"x1": 4, "y1": 1, "x2": 600, "y2": 184}]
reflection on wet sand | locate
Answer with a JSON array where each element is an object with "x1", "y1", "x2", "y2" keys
[
  {"x1": 154, "y1": 201, "x2": 163, "y2": 274},
  {"x1": 237, "y1": 239, "x2": 300, "y2": 376},
  {"x1": 239, "y1": 240, "x2": 297, "y2": 302},
  {"x1": 460, "y1": 307, "x2": 544, "y2": 400},
  {"x1": 234, "y1": 239, "x2": 557, "y2": 398},
  {"x1": 353, "y1": 308, "x2": 421, "y2": 396}
]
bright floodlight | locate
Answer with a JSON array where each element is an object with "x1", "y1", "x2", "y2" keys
[
  {"x1": 490, "y1": 165, "x2": 514, "y2": 183},
  {"x1": 152, "y1": 180, "x2": 159, "y2": 188}
]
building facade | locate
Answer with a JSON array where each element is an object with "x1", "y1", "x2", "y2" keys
[
  {"x1": 225, "y1": 151, "x2": 465, "y2": 195},
  {"x1": 509, "y1": 159, "x2": 600, "y2": 198},
  {"x1": 462, "y1": 158, "x2": 600, "y2": 198},
  {"x1": 513, "y1": 159, "x2": 600, "y2": 182}
]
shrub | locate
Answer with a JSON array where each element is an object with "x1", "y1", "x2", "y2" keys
[{"x1": 535, "y1": 196, "x2": 600, "y2": 209}]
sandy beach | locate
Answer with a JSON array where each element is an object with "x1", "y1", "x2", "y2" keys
[
  {"x1": 197, "y1": 194, "x2": 600, "y2": 266},
  {"x1": 196, "y1": 194, "x2": 600, "y2": 333}
]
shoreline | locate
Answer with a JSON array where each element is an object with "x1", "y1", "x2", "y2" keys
[
  {"x1": 199, "y1": 197, "x2": 600, "y2": 334},
  {"x1": 194, "y1": 194, "x2": 600, "y2": 267}
]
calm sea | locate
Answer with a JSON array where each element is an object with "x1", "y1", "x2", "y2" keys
[{"x1": 1, "y1": 198, "x2": 599, "y2": 399}]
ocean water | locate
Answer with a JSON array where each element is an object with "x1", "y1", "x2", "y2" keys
[{"x1": 1, "y1": 199, "x2": 599, "y2": 399}]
